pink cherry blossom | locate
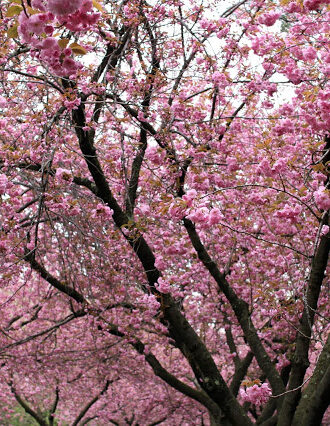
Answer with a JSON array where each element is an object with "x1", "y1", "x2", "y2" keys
[
  {"x1": 314, "y1": 186, "x2": 330, "y2": 211},
  {"x1": 240, "y1": 382, "x2": 272, "y2": 406},
  {"x1": 258, "y1": 12, "x2": 281, "y2": 27},
  {"x1": 1, "y1": 0, "x2": 329, "y2": 424},
  {"x1": 0, "y1": 174, "x2": 8, "y2": 194},
  {"x1": 0, "y1": 96, "x2": 6, "y2": 107},
  {"x1": 47, "y1": 0, "x2": 83, "y2": 15}
]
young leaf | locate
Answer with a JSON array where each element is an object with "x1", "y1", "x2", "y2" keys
[
  {"x1": 58, "y1": 38, "x2": 70, "y2": 49},
  {"x1": 6, "y1": 5, "x2": 23, "y2": 16},
  {"x1": 69, "y1": 43, "x2": 87, "y2": 55},
  {"x1": 7, "y1": 24, "x2": 19, "y2": 38}
]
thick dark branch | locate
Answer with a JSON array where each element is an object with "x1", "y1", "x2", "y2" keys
[
  {"x1": 72, "y1": 83, "x2": 251, "y2": 425},
  {"x1": 91, "y1": 43, "x2": 115, "y2": 83},
  {"x1": 278, "y1": 233, "x2": 329, "y2": 426},
  {"x1": 24, "y1": 251, "x2": 86, "y2": 303},
  {"x1": 73, "y1": 176, "x2": 98, "y2": 194},
  {"x1": 49, "y1": 386, "x2": 59, "y2": 426},
  {"x1": 124, "y1": 15, "x2": 160, "y2": 217},
  {"x1": 71, "y1": 103, "x2": 163, "y2": 288},
  {"x1": 137, "y1": 345, "x2": 221, "y2": 417},
  {"x1": 159, "y1": 293, "x2": 252, "y2": 425},
  {"x1": 230, "y1": 352, "x2": 254, "y2": 396},
  {"x1": 97, "y1": 320, "x2": 218, "y2": 417},
  {"x1": 299, "y1": 364, "x2": 330, "y2": 426},
  {"x1": 225, "y1": 326, "x2": 241, "y2": 369},
  {"x1": 9, "y1": 382, "x2": 47, "y2": 426},
  {"x1": 226, "y1": 324, "x2": 254, "y2": 397},
  {"x1": 97, "y1": 321, "x2": 222, "y2": 420},
  {"x1": 125, "y1": 125, "x2": 148, "y2": 216},
  {"x1": 183, "y1": 217, "x2": 285, "y2": 398},
  {"x1": 177, "y1": 158, "x2": 192, "y2": 197},
  {"x1": 210, "y1": 87, "x2": 218, "y2": 121},
  {"x1": 292, "y1": 334, "x2": 330, "y2": 425},
  {"x1": 322, "y1": 134, "x2": 330, "y2": 187}
]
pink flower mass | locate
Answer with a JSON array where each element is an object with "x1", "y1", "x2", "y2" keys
[
  {"x1": 240, "y1": 382, "x2": 272, "y2": 406},
  {"x1": 47, "y1": 0, "x2": 83, "y2": 15},
  {"x1": 0, "y1": 0, "x2": 329, "y2": 424}
]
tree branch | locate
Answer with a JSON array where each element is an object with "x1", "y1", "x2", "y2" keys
[
  {"x1": 71, "y1": 380, "x2": 111, "y2": 426},
  {"x1": 230, "y1": 352, "x2": 254, "y2": 397},
  {"x1": 6, "y1": 250, "x2": 241, "y2": 424},
  {"x1": 277, "y1": 232, "x2": 329, "y2": 425},
  {"x1": 73, "y1": 176, "x2": 98, "y2": 194},
  {"x1": 300, "y1": 364, "x2": 330, "y2": 426},
  {"x1": 124, "y1": 13, "x2": 160, "y2": 217},
  {"x1": 48, "y1": 386, "x2": 59, "y2": 426},
  {"x1": 292, "y1": 333, "x2": 330, "y2": 425},
  {"x1": 9, "y1": 382, "x2": 47, "y2": 426},
  {"x1": 68, "y1": 49, "x2": 253, "y2": 425},
  {"x1": 183, "y1": 217, "x2": 285, "y2": 399},
  {"x1": 24, "y1": 251, "x2": 86, "y2": 304},
  {"x1": 1, "y1": 310, "x2": 86, "y2": 353}
]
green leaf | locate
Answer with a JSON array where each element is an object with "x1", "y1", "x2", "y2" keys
[
  {"x1": 69, "y1": 43, "x2": 87, "y2": 55},
  {"x1": 58, "y1": 38, "x2": 70, "y2": 49},
  {"x1": 7, "y1": 24, "x2": 18, "y2": 38},
  {"x1": 6, "y1": 5, "x2": 23, "y2": 17}
]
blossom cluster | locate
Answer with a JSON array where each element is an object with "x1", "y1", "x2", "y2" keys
[
  {"x1": 314, "y1": 186, "x2": 330, "y2": 211},
  {"x1": 258, "y1": 12, "x2": 281, "y2": 27},
  {"x1": 239, "y1": 383, "x2": 272, "y2": 406},
  {"x1": 16, "y1": 0, "x2": 100, "y2": 76}
]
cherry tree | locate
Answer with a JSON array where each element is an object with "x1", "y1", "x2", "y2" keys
[{"x1": 0, "y1": 0, "x2": 329, "y2": 424}]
